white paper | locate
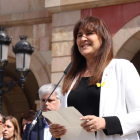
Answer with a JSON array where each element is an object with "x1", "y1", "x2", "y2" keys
[{"x1": 42, "y1": 107, "x2": 95, "y2": 140}]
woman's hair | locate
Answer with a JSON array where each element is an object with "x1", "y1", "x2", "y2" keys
[
  {"x1": 62, "y1": 16, "x2": 113, "y2": 94},
  {"x1": 21, "y1": 110, "x2": 36, "y2": 122},
  {"x1": 20, "y1": 110, "x2": 36, "y2": 136},
  {"x1": 5, "y1": 116, "x2": 21, "y2": 140}
]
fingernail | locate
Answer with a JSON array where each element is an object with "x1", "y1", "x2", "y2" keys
[
  {"x1": 58, "y1": 125, "x2": 60, "y2": 127},
  {"x1": 62, "y1": 127, "x2": 65, "y2": 129},
  {"x1": 80, "y1": 118, "x2": 82, "y2": 120}
]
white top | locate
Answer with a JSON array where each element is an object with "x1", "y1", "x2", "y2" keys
[{"x1": 61, "y1": 59, "x2": 140, "y2": 140}]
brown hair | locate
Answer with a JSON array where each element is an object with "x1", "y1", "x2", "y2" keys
[
  {"x1": 20, "y1": 110, "x2": 36, "y2": 136},
  {"x1": 5, "y1": 116, "x2": 21, "y2": 140},
  {"x1": 62, "y1": 16, "x2": 113, "y2": 94}
]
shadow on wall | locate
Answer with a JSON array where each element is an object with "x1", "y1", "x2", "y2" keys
[
  {"x1": 131, "y1": 50, "x2": 140, "y2": 75},
  {"x1": 1, "y1": 61, "x2": 39, "y2": 122}
]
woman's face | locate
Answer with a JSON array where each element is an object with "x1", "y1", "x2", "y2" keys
[
  {"x1": 3, "y1": 120, "x2": 15, "y2": 140},
  {"x1": 76, "y1": 29, "x2": 102, "y2": 59}
]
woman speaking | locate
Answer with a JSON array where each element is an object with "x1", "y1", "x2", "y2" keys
[{"x1": 49, "y1": 16, "x2": 140, "y2": 140}]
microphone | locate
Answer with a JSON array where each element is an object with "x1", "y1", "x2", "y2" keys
[
  {"x1": 27, "y1": 62, "x2": 72, "y2": 140},
  {"x1": 64, "y1": 62, "x2": 72, "y2": 74}
]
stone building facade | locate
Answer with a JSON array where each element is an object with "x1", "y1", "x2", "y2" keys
[{"x1": 0, "y1": 0, "x2": 140, "y2": 121}]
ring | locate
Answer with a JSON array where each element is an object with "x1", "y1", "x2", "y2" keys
[
  {"x1": 54, "y1": 132, "x2": 55, "y2": 136},
  {"x1": 89, "y1": 126, "x2": 91, "y2": 130}
]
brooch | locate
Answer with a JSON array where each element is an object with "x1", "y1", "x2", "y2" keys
[
  {"x1": 96, "y1": 82, "x2": 105, "y2": 87},
  {"x1": 96, "y1": 74, "x2": 108, "y2": 87}
]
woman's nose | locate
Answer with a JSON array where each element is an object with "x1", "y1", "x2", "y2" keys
[
  {"x1": 81, "y1": 34, "x2": 88, "y2": 40},
  {"x1": 3, "y1": 127, "x2": 7, "y2": 131}
]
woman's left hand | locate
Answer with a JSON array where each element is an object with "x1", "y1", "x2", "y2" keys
[{"x1": 80, "y1": 115, "x2": 106, "y2": 132}]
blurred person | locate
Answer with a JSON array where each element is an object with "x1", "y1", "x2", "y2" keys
[
  {"x1": 20, "y1": 110, "x2": 36, "y2": 136},
  {"x1": 0, "y1": 113, "x2": 5, "y2": 140},
  {"x1": 3, "y1": 116, "x2": 21, "y2": 140},
  {"x1": 22, "y1": 83, "x2": 62, "y2": 140}
]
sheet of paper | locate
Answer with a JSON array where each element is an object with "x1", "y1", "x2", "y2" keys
[{"x1": 42, "y1": 107, "x2": 95, "y2": 140}]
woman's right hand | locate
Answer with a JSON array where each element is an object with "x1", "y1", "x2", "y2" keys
[{"x1": 49, "y1": 123, "x2": 67, "y2": 138}]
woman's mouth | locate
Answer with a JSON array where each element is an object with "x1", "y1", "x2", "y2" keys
[
  {"x1": 3, "y1": 133, "x2": 7, "y2": 136},
  {"x1": 82, "y1": 44, "x2": 91, "y2": 48}
]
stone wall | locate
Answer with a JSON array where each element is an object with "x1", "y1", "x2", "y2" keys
[
  {"x1": 0, "y1": 0, "x2": 53, "y2": 117},
  {"x1": 0, "y1": 0, "x2": 46, "y2": 15},
  {"x1": 51, "y1": 10, "x2": 81, "y2": 85}
]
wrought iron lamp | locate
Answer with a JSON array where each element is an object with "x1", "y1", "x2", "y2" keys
[{"x1": 0, "y1": 26, "x2": 34, "y2": 111}]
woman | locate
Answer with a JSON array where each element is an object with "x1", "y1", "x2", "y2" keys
[
  {"x1": 3, "y1": 116, "x2": 21, "y2": 140},
  {"x1": 20, "y1": 110, "x2": 36, "y2": 137},
  {"x1": 49, "y1": 16, "x2": 140, "y2": 140}
]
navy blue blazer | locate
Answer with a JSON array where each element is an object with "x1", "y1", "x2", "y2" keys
[{"x1": 22, "y1": 118, "x2": 59, "y2": 140}]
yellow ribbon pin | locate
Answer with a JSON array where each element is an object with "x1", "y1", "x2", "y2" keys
[
  {"x1": 96, "y1": 82, "x2": 105, "y2": 87},
  {"x1": 96, "y1": 83, "x2": 101, "y2": 87},
  {"x1": 101, "y1": 82, "x2": 105, "y2": 87}
]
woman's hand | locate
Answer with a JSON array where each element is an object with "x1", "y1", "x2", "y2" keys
[
  {"x1": 49, "y1": 123, "x2": 67, "y2": 138},
  {"x1": 80, "y1": 115, "x2": 106, "y2": 132}
]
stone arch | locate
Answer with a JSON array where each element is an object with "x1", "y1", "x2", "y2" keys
[
  {"x1": 30, "y1": 50, "x2": 51, "y2": 87},
  {"x1": 4, "y1": 47, "x2": 51, "y2": 120},
  {"x1": 113, "y1": 15, "x2": 140, "y2": 60},
  {"x1": 2, "y1": 62, "x2": 31, "y2": 121}
]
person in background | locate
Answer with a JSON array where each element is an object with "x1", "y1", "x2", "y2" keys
[
  {"x1": 0, "y1": 113, "x2": 5, "y2": 140},
  {"x1": 3, "y1": 116, "x2": 21, "y2": 140},
  {"x1": 22, "y1": 83, "x2": 62, "y2": 140},
  {"x1": 20, "y1": 110, "x2": 36, "y2": 137},
  {"x1": 49, "y1": 16, "x2": 140, "y2": 140}
]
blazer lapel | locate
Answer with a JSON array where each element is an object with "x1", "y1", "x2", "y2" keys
[
  {"x1": 99, "y1": 60, "x2": 114, "y2": 117},
  {"x1": 31, "y1": 118, "x2": 45, "y2": 140}
]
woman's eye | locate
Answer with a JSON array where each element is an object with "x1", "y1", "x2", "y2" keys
[
  {"x1": 77, "y1": 34, "x2": 82, "y2": 37},
  {"x1": 87, "y1": 32, "x2": 94, "y2": 35}
]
